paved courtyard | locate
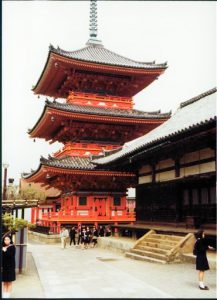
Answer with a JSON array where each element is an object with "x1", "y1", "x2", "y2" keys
[{"x1": 11, "y1": 241, "x2": 216, "y2": 298}]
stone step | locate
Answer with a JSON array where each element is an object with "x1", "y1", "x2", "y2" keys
[
  {"x1": 130, "y1": 249, "x2": 168, "y2": 261},
  {"x1": 136, "y1": 245, "x2": 169, "y2": 255},
  {"x1": 143, "y1": 237, "x2": 178, "y2": 246},
  {"x1": 126, "y1": 252, "x2": 167, "y2": 264},
  {"x1": 149, "y1": 234, "x2": 183, "y2": 242},
  {"x1": 140, "y1": 241, "x2": 173, "y2": 250}
]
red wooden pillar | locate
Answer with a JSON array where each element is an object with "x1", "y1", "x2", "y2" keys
[
  {"x1": 114, "y1": 222, "x2": 119, "y2": 237},
  {"x1": 57, "y1": 222, "x2": 61, "y2": 234},
  {"x1": 107, "y1": 196, "x2": 112, "y2": 219},
  {"x1": 36, "y1": 207, "x2": 39, "y2": 221},
  {"x1": 31, "y1": 208, "x2": 35, "y2": 223},
  {"x1": 89, "y1": 196, "x2": 94, "y2": 217},
  {"x1": 73, "y1": 196, "x2": 77, "y2": 218}
]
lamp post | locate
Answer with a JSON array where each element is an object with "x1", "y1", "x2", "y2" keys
[{"x1": 2, "y1": 163, "x2": 9, "y2": 200}]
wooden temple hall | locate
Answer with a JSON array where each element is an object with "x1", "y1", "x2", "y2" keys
[
  {"x1": 94, "y1": 88, "x2": 216, "y2": 230},
  {"x1": 23, "y1": 0, "x2": 171, "y2": 232}
]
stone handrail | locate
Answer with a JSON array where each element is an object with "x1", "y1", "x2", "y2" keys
[
  {"x1": 166, "y1": 233, "x2": 194, "y2": 261},
  {"x1": 133, "y1": 229, "x2": 156, "y2": 249}
]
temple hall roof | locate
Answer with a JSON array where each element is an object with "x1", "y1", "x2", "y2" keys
[
  {"x1": 50, "y1": 44, "x2": 167, "y2": 70},
  {"x1": 93, "y1": 87, "x2": 217, "y2": 165}
]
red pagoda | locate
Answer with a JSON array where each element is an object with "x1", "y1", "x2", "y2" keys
[{"x1": 24, "y1": 0, "x2": 170, "y2": 233}]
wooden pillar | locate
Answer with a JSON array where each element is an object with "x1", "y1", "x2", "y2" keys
[
  {"x1": 175, "y1": 158, "x2": 180, "y2": 178},
  {"x1": 21, "y1": 208, "x2": 25, "y2": 219},
  {"x1": 57, "y1": 222, "x2": 61, "y2": 234},
  {"x1": 151, "y1": 163, "x2": 156, "y2": 183},
  {"x1": 107, "y1": 196, "x2": 112, "y2": 219},
  {"x1": 114, "y1": 222, "x2": 119, "y2": 237},
  {"x1": 89, "y1": 196, "x2": 93, "y2": 218},
  {"x1": 176, "y1": 185, "x2": 183, "y2": 222},
  {"x1": 36, "y1": 207, "x2": 39, "y2": 221},
  {"x1": 31, "y1": 208, "x2": 35, "y2": 223},
  {"x1": 188, "y1": 188, "x2": 193, "y2": 215}
]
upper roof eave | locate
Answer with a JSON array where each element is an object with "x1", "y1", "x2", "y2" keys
[
  {"x1": 32, "y1": 44, "x2": 167, "y2": 95},
  {"x1": 50, "y1": 44, "x2": 168, "y2": 70}
]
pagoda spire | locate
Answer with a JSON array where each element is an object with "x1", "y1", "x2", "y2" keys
[{"x1": 86, "y1": 0, "x2": 102, "y2": 46}]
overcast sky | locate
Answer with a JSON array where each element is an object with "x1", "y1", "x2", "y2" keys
[{"x1": 2, "y1": 1, "x2": 216, "y2": 185}]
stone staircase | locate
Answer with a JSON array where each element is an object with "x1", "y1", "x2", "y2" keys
[{"x1": 126, "y1": 230, "x2": 193, "y2": 264}]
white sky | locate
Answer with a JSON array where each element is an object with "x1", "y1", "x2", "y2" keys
[{"x1": 2, "y1": 1, "x2": 216, "y2": 185}]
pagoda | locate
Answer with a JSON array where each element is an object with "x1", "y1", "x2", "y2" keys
[{"x1": 24, "y1": 0, "x2": 170, "y2": 233}]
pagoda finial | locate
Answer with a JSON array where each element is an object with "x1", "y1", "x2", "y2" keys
[
  {"x1": 86, "y1": 0, "x2": 103, "y2": 46},
  {"x1": 90, "y1": 0, "x2": 97, "y2": 39}
]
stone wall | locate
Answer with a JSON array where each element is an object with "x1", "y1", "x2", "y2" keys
[
  {"x1": 28, "y1": 231, "x2": 63, "y2": 244},
  {"x1": 97, "y1": 237, "x2": 135, "y2": 254}
]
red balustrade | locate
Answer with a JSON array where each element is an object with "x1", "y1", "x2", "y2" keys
[{"x1": 40, "y1": 209, "x2": 135, "y2": 222}]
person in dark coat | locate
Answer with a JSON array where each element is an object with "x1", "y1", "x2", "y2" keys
[
  {"x1": 2, "y1": 235, "x2": 16, "y2": 298},
  {"x1": 86, "y1": 227, "x2": 92, "y2": 248},
  {"x1": 77, "y1": 225, "x2": 82, "y2": 246},
  {"x1": 98, "y1": 226, "x2": 105, "y2": 237},
  {"x1": 69, "y1": 226, "x2": 76, "y2": 246},
  {"x1": 194, "y1": 230, "x2": 214, "y2": 290},
  {"x1": 91, "y1": 226, "x2": 98, "y2": 248}
]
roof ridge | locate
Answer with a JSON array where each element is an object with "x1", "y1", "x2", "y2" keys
[{"x1": 180, "y1": 87, "x2": 217, "y2": 109}]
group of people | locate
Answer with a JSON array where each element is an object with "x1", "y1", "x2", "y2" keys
[
  {"x1": 1, "y1": 229, "x2": 215, "y2": 298},
  {"x1": 60, "y1": 225, "x2": 111, "y2": 250}
]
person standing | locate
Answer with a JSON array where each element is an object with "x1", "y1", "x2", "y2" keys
[
  {"x1": 2, "y1": 235, "x2": 16, "y2": 298},
  {"x1": 77, "y1": 225, "x2": 83, "y2": 246},
  {"x1": 105, "y1": 226, "x2": 112, "y2": 237},
  {"x1": 86, "y1": 227, "x2": 92, "y2": 249},
  {"x1": 99, "y1": 225, "x2": 105, "y2": 237},
  {"x1": 60, "y1": 227, "x2": 69, "y2": 249},
  {"x1": 194, "y1": 230, "x2": 215, "y2": 290},
  {"x1": 91, "y1": 226, "x2": 98, "y2": 248},
  {"x1": 69, "y1": 226, "x2": 76, "y2": 246},
  {"x1": 81, "y1": 228, "x2": 88, "y2": 249}
]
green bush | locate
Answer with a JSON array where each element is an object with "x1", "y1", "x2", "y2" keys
[{"x1": 2, "y1": 213, "x2": 36, "y2": 236}]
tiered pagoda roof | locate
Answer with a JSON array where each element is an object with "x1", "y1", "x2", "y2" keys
[
  {"x1": 33, "y1": 43, "x2": 167, "y2": 98},
  {"x1": 28, "y1": 99, "x2": 171, "y2": 146},
  {"x1": 23, "y1": 154, "x2": 136, "y2": 192},
  {"x1": 28, "y1": 99, "x2": 171, "y2": 137}
]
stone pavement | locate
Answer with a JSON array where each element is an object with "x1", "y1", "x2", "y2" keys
[
  {"x1": 11, "y1": 251, "x2": 45, "y2": 298},
  {"x1": 11, "y1": 241, "x2": 216, "y2": 298}
]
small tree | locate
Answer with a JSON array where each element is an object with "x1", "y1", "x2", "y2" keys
[
  {"x1": 19, "y1": 187, "x2": 46, "y2": 204},
  {"x1": 2, "y1": 213, "x2": 36, "y2": 238}
]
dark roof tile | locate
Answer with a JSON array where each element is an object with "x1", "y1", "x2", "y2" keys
[
  {"x1": 46, "y1": 100, "x2": 171, "y2": 119},
  {"x1": 40, "y1": 156, "x2": 96, "y2": 170}
]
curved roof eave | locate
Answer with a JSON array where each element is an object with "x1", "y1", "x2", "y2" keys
[
  {"x1": 28, "y1": 105, "x2": 49, "y2": 136},
  {"x1": 32, "y1": 49, "x2": 52, "y2": 94}
]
